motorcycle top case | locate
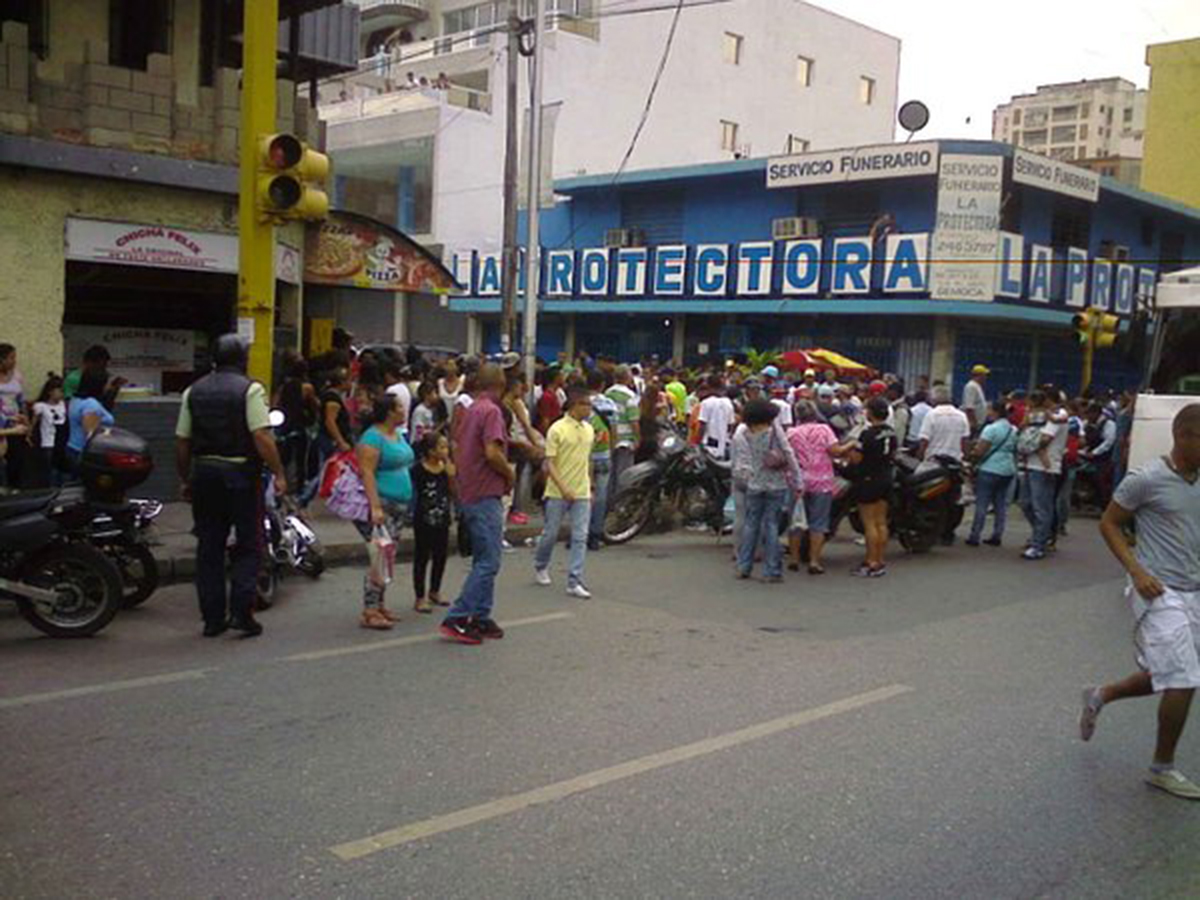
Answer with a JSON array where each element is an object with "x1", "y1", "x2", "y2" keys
[{"x1": 81, "y1": 427, "x2": 154, "y2": 502}]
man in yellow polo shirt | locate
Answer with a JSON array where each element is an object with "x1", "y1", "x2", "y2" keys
[{"x1": 534, "y1": 387, "x2": 595, "y2": 599}]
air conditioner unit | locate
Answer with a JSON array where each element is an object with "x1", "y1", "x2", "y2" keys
[
  {"x1": 604, "y1": 228, "x2": 645, "y2": 248},
  {"x1": 772, "y1": 217, "x2": 821, "y2": 240},
  {"x1": 1098, "y1": 240, "x2": 1131, "y2": 261}
]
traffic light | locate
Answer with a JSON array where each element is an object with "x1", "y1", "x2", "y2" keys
[
  {"x1": 256, "y1": 133, "x2": 330, "y2": 222},
  {"x1": 1093, "y1": 310, "x2": 1119, "y2": 349},
  {"x1": 1071, "y1": 310, "x2": 1094, "y2": 345}
]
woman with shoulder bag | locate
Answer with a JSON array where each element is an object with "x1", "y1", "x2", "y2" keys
[
  {"x1": 967, "y1": 399, "x2": 1019, "y2": 546},
  {"x1": 731, "y1": 399, "x2": 800, "y2": 583},
  {"x1": 355, "y1": 393, "x2": 415, "y2": 630}
]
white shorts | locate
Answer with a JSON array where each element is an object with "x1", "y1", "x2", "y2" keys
[{"x1": 1130, "y1": 584, "x2": 1200, "y2": 691}]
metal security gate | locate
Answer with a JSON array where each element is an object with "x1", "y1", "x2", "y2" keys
[{"x1": 894, "y1": 338, "x2": 932, "y2": 389}]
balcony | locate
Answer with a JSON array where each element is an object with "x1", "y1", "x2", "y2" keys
[
  {"x1": 321, "y1": 84, "x2": 493, "y2": 123},
  {"x1": 350, "y1": 0, "x2": 430, "y2": 26}
]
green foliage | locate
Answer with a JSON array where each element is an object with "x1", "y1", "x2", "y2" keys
[{"x1": 743, "y1": 348, "x2": 781, "y2": 372}]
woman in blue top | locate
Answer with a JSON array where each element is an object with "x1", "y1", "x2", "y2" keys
[
  {"x1": 967, "y1": 399, "x2": 1019, "y2": 547},
  {"x1": 66, "y1": 370, "x2": 116, "y2": 474},
  {"x1": 355, "y1": 392, "x2": 415, "y2": 630}
]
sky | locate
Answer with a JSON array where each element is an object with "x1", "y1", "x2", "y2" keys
[{"x1": 808, "y1": 0, "x2": 1200, "y2": 140}]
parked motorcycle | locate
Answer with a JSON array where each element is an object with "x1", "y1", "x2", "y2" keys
[
  {"x1": 603, "y1": 432, "x2": 731, "y2": 544},
  {"x1": 829, "y1": 452, "x2": 965, "y2": 553},
  {"x1": 88, "y1": 498, "x2": 163, "y2": 608},
  {"x1": 0, "y1": 486, "x2": 125, "y2": 637}
]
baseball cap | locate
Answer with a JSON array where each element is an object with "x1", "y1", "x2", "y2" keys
[
  {"x1": 817, "y1": 385, "x2": 835, "y2": 398},
  {"x1": 868, "y1": 380, "x2": 888, "y2": 395},
  {"x1": 803, "y1": 368, "x2": 816, "y2": 377},
  {"x1": 761, "y1": 365, "x2": 780, "y2": 379},
  {"x1": 972, "y1": 364, "x2": 991, "y2": 375},
  {"x1": 496, "y1": 351, "x2": 521, "y2": 369}
]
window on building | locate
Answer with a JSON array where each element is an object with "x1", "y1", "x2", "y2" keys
[
  {"x1": 1079, "y1": 102, "x2": 1090, "y2": 118},
  {"x1": 1012, "y1": 130, "x2": 1022, "y2": 144},
  {"x1": 859, "y1": 76, "x2": 875, "y2": 105},
  {"x1": 1024, "y1": 129, "x2": 1047, "y2": 145},
  {"x1": 1049, "y1": 147, "x2": 1076, "y2": 160},
  {"x1": 720, "y1": 119, "x2": 739, "y2": 152},
  {"x1": 1052, "y1": 105, "x2": 1077, "y2": 121},
  {"x1": 200, "y1": 0, "x2": 242, "y2": 87},
  {"x1": 1050, "y1": 197, "x2": 1092, "y2": 251},
  {"x1": 109, "y1": 0, "x2": 172, "y2": 70},
  {"x1": 796, "y1": 55, "x2": 813, "y2": 86},
  {"x1": 1051, "y1": 125, "x2": 1077, "y2": 144},
  {"x1": 1012, "y1": 108, "x2": 1022, "y2": 125},
  {"x1": 1123, "y1": 107, "x2": 1134, "y2": 123},
  {"x1": 1106, "y1": 107, "x2": 1114, "y2": 124},
  {"x1": 787, "y1": 135, "x2": 809, "y2": 154},
  {"x1": 2, "y1": 0, "x2": 48, "y2": 58},
  {"x1": 723, "y1": 32, "x2": 743, "y2": 65},
  {"x1": 1077, "y1": 146, "x2": 1087, "y2": 160},
  {"x1": 1079, "y1": 123, "x2": 1088, "y2": 140},
  {"x1": 1025, "y1": 108, "x2": 1048, "y2": 127}
]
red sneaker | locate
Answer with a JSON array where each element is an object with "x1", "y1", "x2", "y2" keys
[
  {"x1": 508, "y1": 511, "x2": 530, "y2": 525},
  {"x1": 439, "y1": 617, "x2": 483, "y2": 645}
]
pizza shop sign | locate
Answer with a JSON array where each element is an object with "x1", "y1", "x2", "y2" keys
[{"x1": 304, "y1": 214, "x2": 459, "y2": 294}]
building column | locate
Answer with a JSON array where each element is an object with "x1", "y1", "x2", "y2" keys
[
  {"x1": 672, "y1": 314, "x2": 686, "y2": 364},
  {"x1": 393, "y1": 293, "x2": 408, "y2": 343},
  {"x1": 1028, "y1": 332, "x2": 1041, "y2": 389},
  {"x1": 466, "y1": 314, "x2": 482, "y2": 355},
  {"x1": 564, "y1": 313, "x2": 577, "y2": 360},
  {"x1": 931, "y1": 316, "x2": 956, "y2": 387}
]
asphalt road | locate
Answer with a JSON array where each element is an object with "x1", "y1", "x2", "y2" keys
[{"x1": 3, "y1": 518, "x2": 1199, "y2": 899}]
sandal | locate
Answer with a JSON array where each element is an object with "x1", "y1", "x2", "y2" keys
[
  {"x1": 413, "y1": 598, "x2": 434, "y2": 615},
  {"x1": 360, "y1": 609, "x2": 394, "y2": 630},
  {"x1": 429, "y1": 594, "x2": 450, "y2": 607},
  {"x1": 378, "y1": 605, "x2": 402, "y2": 623},
  {"x1": 808, "y1": 564, "x2": 825, "y2": 576}
]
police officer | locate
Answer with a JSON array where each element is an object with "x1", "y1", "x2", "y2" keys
[{"x1": 175, "y1": 335, "x2": 287, "y2": 638}]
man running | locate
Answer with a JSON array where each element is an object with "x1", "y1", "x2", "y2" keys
[{"x1": 1080, "y1": 404, "x2": 1200, "y2": 799}]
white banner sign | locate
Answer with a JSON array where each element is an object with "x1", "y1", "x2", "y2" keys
[
  {"x1": 62, "y1": 325, "x2": 194, "y2": 393},
  {"x1": 1012, "y1": 148, "x2": 1100, "y2": 202},
  {"x1": 929, "y1": 154, "x2": 1003, "y2": 302},
  {"x1": 66, "y1": 218, "x2": 238, "y2": 273},
  {"x1": 766, "y1": 141, "x2": 940, "y2": 188}
]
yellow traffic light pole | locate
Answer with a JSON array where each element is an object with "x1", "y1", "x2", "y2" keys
[
  {"x1": 238, "y1": 0, "x2": 280, "y2": 387},
  {"x1": 1073, "y1": 308, "x2": 1120, "y2": 394}
]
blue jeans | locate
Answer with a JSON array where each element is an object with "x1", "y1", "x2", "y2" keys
[
  {"x1": 448, "y1": 497, "x2": 504, "y2": 621},
  {"x1": 589, "y1": 461, "x2": 611, "y2": 544},
  {"x1": 737, "y1": 489, "x2": 788, "y2": 578},
  {"x1": 1056, "y1": 467, "x2": 1076, "y2": 534},
  {"x1": 1021, "y1": 471, "x2": 1058, "y2": 552},
  {"x1": 536, "y1": 497, "x2": 592, "y2": 588},
  {"x1": 968, "y1": 471, "x2": 1013, "y2": 542}
]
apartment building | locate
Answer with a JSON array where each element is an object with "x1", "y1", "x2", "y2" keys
[
  {"x1": 319, "y1": 0, "x2": 901, "y2": 346},
  {"x1": 992, "y1": 78, "x2": 1147, "y2": 185}
]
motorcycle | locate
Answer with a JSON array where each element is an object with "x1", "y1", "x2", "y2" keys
[
  {"x1": 253, "y1": 409, "x2": 325, "y2": 606},
  {"x1": 88, "y1": 498, "x2": 163, "y2": 608},
  {"x1": 828, "y1": 452, "x2": 965, "y2": 553},
  {"x1": 0, "y1": 486, "x2": 125, "y2": 637},
  {"x1": 603, "y1": 432, "x2": 731, "y2": 545}
]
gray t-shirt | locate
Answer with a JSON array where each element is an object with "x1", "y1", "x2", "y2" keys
[{"x1": 1113, "y1": 456, "x2": 1200, "y2": 591}]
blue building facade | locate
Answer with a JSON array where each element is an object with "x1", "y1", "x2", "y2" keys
[{"x1": 449, "y1": 140, "x2": 1200, "y2": 395}]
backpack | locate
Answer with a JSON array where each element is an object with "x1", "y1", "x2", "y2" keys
[{"x1": 1016, "y1": 425, "x2": 1044, "y2": 461}]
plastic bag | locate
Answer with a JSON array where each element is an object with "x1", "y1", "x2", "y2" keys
[
  {"x1": 367, "y1": 525, "x2": 396, "y2": 587},
  {"x1": 788, "y1": 493, "x2": 809, "y2": 533},
  {"x1": 319, "y1": 450, "x2": 357, "y2": 500},
  {"x1": 325, "y1": 463, "x2": 370, "y2": 521}
]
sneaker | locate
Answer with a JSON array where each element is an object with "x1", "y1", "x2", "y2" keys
[
  {"x1": 1079, "y1": 686, "x2": 1104, "y2": 742},
  {"x1": 965, "y1": 538, "x2": 981, "y2": 547},
  {"x1": 761, "y1": 575, "x2": 784, "y2": 584},
  {"x1": 439, "y1": 617, "x2": 483, "y2": 645},
  {"x1": 566, "y1": 583, "x2": 592, "y2": 600},
  {"x1": 202, "y1": 620, "x2": 228, "y2": 638},
  {"x1": 1146, "y1": 768, "x2": 1200, "y2": 800},
  {"x1": 535, "y1": 568, "x2": 552, "y2": 586},
  {"x1": 854, "y1": 537, "x2": 867, "y2": 547},
  {"x1": 502, "y1": 539, "x2": 516, "y2": 553},
  {"x1": 867, "y1": 565, "x2": 888, "y2": 578},
  {"x1": 473, "y1": 618, "x2": 505, "y2": 640},
  {"x1": 735, "y1": 569, "x2": 751, "y2": 580},
  {"x1": 1022, "y1": 547, "x2": 1046, "y2": 561},
  {"x1": 851, "y1": 563, "x2": 874, "y2": 577},
  {"x1": 508, "y1": 511, "x2": 530, "y2": 525},
  {"x1": 587, "y1": 539, "x2": 603, "y2": 552},
  {"x1": 228, "y1": 616, "x2": 263, "y2": 638},
  {"x1": 983, "y1": 537, "x2": 1002, "y2": 547}
]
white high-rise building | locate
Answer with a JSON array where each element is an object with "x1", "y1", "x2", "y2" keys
[
  {"x1": 992, "y1": 78, "x2": 1147, "y2": 170},
  {"x1": 321, "y1": 0, "x2": 901, "y2": 271}
]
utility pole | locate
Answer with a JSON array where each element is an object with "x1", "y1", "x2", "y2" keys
[
  {"x1": 238, "y1": 0, "x2": 280, "y2": 387},
  {"x1": 499, "y1": 0, "x2": 521, "y2": 353},
  {"x1": 522, "y1": 0, "x2": 547, "y2": 390}
]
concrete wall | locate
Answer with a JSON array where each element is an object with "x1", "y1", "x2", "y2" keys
[
  {"x1": 0, "y1": 168, "x2": 237, "y2": 385},
  {"x1": 1143, "y1": 38, "x2": 1200, "y2": 208}
]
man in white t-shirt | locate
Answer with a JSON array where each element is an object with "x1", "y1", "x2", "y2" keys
[
  {"x1": 961, "y1": 364, "x2": 989, "y2": 435},
  {"x1": 1021, "y1": 401, "x2": 1069, "y2": 560},
  {"x1": 917, "y1": 385, "x2": 970, "y2": 473},
  {"x1": 697, "y1": 376, "x2": 735, "y2": 461},
  {"x1": 384, "y1": 363, "x2": 412, "y2": 437}
]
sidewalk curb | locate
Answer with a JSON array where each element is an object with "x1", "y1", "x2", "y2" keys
[{"x1": 156, "y1": 524, "x2": 547, "y2": 586}]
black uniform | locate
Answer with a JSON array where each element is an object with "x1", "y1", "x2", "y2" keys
[{"x1": 185, "y1": 367, "x2": 262, "y2": 630}]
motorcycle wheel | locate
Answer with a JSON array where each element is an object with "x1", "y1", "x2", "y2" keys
[
  {"x1": 114, "y1": 544, "x2": 160, "y2": 608},
  {"x1": 16, "y1": 543, "x2": 124, "y2": 638},
  {"x1": 256, "y1": 563, "x2": 277, "y2": 610},
  {"x1": 901, "y1": 503, "x2": 947, "y2": 554},
  {"x1": 603, "y1": 490, "x2": 654, "y2": 545},
  {"x1": 297, "y1": 550, "x2": 325, "y2": 578}
]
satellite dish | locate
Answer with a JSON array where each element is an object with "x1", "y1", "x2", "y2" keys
[{"x1": 898, "y1": 100, "x2": 930, "y2": 140}]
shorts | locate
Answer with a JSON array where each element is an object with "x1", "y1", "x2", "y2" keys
[
  {"x1": 803, "y1": 491, "x2": 833, "y2": 534},
  {"x1": 1130, "y1": 584, "x2": 1200, "y2": 691},
  {"x1": 853, "y1": 477, "x2": 891, "y2": 506}
]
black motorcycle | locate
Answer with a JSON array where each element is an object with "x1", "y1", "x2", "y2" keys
[
  {"x1": 0, "y1": 486, "x2": 125, "y2": 638},
  {"x1": 603, "y1": 432, "x2": 731, "y2": 544},
  {"x1": 829, "y1": 452, "x2": 965, "y2": 553},
  {"x1": 88, "y1": 498, "x2": 162, "y2": 608}
]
